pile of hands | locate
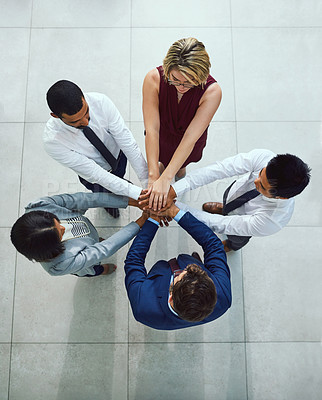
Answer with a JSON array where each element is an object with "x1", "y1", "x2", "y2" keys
[{"x1": 135, "y1": 184, "x2": 178, "y2": 228}]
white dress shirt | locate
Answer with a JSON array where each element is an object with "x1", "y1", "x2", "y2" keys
[
  {"x1": 44, "y1": 92, "x2": 148, "y2": 199},
  {"x1": 173, "y1": 149, "x2": 295, "y2": 237}
]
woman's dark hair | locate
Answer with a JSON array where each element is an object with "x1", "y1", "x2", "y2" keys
[
  {"x1": 266, "y1": 154, "x2": 311, "y2": 198},
  {"x1": 46, "y1": 80, "x2": 84, "y2": 118},
  {"x1": 10, "y1": 211, "x2": 65, "y2": 262},
  {"x1": 172, "y1": 264, "x2": 217, "y2": 322}
]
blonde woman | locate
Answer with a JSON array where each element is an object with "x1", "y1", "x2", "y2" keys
[{"x1": 142, "y1": 37, "x2": 222, "y2": 211}]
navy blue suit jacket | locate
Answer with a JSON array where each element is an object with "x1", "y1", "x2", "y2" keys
[{"x1": 124, "y1": 212, "x2": 231, "y2": 330}]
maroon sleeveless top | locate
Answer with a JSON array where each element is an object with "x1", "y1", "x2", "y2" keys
[{"x1": 157, "y1": 66, "x2": 216, "y2": 169}]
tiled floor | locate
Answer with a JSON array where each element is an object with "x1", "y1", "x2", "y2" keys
[{"x1": 1, "y1": 1, "x2": 321, "y2": 399}]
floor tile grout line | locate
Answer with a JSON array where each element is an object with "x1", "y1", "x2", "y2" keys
[
  {"x1": 6, "y1": 340, "x2": 321, "y2": 345},
  {"x1": 241, "y1": 250, "x2": 249, "y2": 400},
  {"x1": 3, "y1": 25, "x2": 321, "y2": 29},
  {"x1": 7, "y1": 3, "x2": 34, "y2": 398},
  {"x1": 230, "y1": 2, "x2": 248, "y2": 398},
  {"x1": 229, "y1": 18, "x2": 239, "y2": 156}
]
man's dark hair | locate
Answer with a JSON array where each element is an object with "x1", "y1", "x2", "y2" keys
[
  {"x1": 266, "y1": 154, "x2": 311, "y2": 198},
  {"x1": 10, "y1": 211, "x2": 65, "y2": 262},
  {"x1": 172, "y1": 264, "x2": 217, "y2": 322},
  {"x1": 46, "y1": 80, "x2": 84, "y2": 118}
]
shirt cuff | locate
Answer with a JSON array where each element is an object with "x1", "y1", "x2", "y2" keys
[
  {"x1": 148, "y1": 217, "x2": 160, "y2": 226},
  {"x1": 174, "y1": 209, "x2": 186, "y2": 222},
  {"x1": 172, "y1": 178, "x2": 190, "y2": 196},
  {"x1": 128, "y1": 184, "x2": 143, "y2": 200}
]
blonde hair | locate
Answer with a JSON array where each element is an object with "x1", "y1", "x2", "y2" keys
[{"x1": 163, "y1": 38, "x2": 211, "y2": 86}]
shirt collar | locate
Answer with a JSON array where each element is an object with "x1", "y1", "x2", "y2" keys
[{"x1": 168, "y1": 275, "x2": 179, "y2": 316}]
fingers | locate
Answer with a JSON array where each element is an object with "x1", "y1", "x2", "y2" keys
[
  {"x1": 157, "y1": 194, "x2": 164, "y2": 211},
  {"x1": 149, "y1": 192, "x2": 155, "y2": 210},
  {"x1": 157, "y1": 216, "x2": 170, "y2": 228},
  {"x1": 141, "y1": 181, "x2": 171, "y2": 212},
  {"x1": 162, "y1": 193, "x2": 168, "y2": 209},
  {"x1": 138, "y1": 188, "x2": 150, "y2": 201},
  {"x1": 162, "y1": 217, "x2": 170, "y2": 227},
  {"x1": 138, "y1": 198, "x2": 149, "y2": 210}
]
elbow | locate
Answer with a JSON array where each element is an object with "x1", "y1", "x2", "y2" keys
[{"x1": 145, "y1": 128, "x2": 159, "y2": 139}]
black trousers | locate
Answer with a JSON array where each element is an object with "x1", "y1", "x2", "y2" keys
[{"x1": 223, "y1": 182, "x2": 251, "y2": 251}]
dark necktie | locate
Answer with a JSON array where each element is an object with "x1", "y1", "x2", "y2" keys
[
  {"x1": 223, "y1": 185, "x2": 260, "y2": 215},
  {"x1": 83, "y1": 126, "x2": 118, "y2": 171}
]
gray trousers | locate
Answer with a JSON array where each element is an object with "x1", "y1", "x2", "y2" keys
[{"x1": 223, "y1": 181, "x2": 252, "y2": 251}]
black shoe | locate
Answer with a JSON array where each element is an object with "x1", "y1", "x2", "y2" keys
[
  {"x1": 104, "y1": 207, "x2": 120, "y2": 218},
  {"x1": 192, "y1": 252, "x2": 202, "y2": 263}
]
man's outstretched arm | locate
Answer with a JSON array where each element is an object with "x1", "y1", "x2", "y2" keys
[{"x1": 124, "y1": 216, "x2": 159, "y2": 309}]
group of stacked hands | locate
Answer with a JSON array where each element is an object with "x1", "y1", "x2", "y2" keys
[{"x1": 10, "y1": 38, "x2": 311, "y2": 331}]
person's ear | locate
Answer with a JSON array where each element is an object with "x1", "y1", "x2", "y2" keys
[{"x1": 50, "y1": 112, "x2": 59, "y2": 119}]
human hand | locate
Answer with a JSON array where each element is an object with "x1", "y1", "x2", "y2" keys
[
  {"x1": 156, "y1": 202, "x2": 180, "y2": 219},
  {"x1": 159, "y1": 185, "x2": 177, "y2": 212},
  {"x1": 148, "y1": 176, "x2": 171, "y2": 211},
  {"x1": 138, "y1": 188, "x2": 151, "y2": 210},
  {"x1": 149, "y1": 211, "x2": 172, "y2": 227}
]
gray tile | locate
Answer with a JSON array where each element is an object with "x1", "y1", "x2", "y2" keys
[
  {"x1": 132, "y1": 0, "x2": 231, "y2": 27},
  {"x1": 0, "y1": 0, "x2": 32, "y2": 27},
  {"x1": 10, "y1": 343, "x2": 127, "y2": 400},
  {"x1": 128, "y1": 225, "x2": 244, "y2": 343},
  {"x1": 130, "y1": 28, "x2": 235, "y2": 122},
  {"x1": 32, "y1": 0, "x2": 131, "y2": 27},
  {"x1": 12, "y1": 240, "x2": 129, "y2": 343},
  {"x1": 129, "y1": 343, "x2": 247, "y2": 400},
  {"x1": 26, "y1": 28, "x2": 131, "y2": 122},
  {"x1": 0, "y1": 229, "x2": 16, "y2": 342},
  {"x1": 231, "y1": 0, "x2": 322, "y2": 27},
  {"x1": 233, "y1": 28, "x2": 322, "y2": 121},
  {"x1": 237, "y1": 121, "x2": 322, "y2": 227},
  {"x1": 243, "y1": 227, "x2": 322, "y2": 341},
  {"x1": 247, "y1": 343, "x2": 322, "y2": 400},
  {"x1": 0, "y1": 123, "x2": 24, "y2": 226},
  {"x1": 0, "y1": 29, "x2": 29, "y2": 122},
  {"x1": 0, "y1": 344, "x2": 10, "y2": 400},
  {"x1": 20, "y1": 123, "x2": 80, "y2": 208}
]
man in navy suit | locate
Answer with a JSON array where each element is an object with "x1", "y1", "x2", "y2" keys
[{"x1": 124, "y1": 203, "x2": 231, "y2": 330}]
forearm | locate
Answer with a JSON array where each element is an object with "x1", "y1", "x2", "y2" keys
[
  {"x1": 173, "y1": 149, "x2": 275, "y2": 196},
  {"x1": 124, "y1": 221, "x2": 158, "y2": 285},
  {"x1": 145, "y1": 130, "x2": 160, "y2": 179},
  {"x1": 113, "y1": 126, "x2": 149, "y2": 185},
  {"x1": 178, "y1": 212, "x2": 228, "y2": 276},
  {"x1": 162, "y1": 137, "x2": 196, "y2": 180},
  {"x1": 84, "y1": 222, "x2": 140, "y2": 265},
  {"x1": 46, "y1": 145, "x2": 142, "y2": 199},
  {"x1": 176, "y1": 201, "x2": 275, "y2": 237},
  {"x1": 26, "y1": 192, "x2": 129, "y2": 213},
  {"x1": 78, "y1": 162, "x2": 142, "y2": 200}
]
